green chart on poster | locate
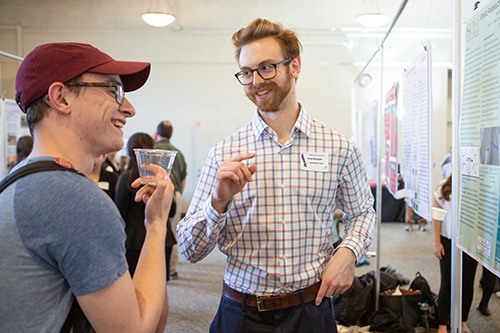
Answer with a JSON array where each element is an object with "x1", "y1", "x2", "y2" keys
[{"x1": 460, "y1": 0, "x2": 500, "y2": 277}]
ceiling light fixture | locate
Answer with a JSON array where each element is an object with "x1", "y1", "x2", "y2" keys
[
  {"x1": 356, "y1": 0, "x2": 390, "y2": 28},
  {"x1": 141, "y1": 0, "x2": 176, "y2": 27}
]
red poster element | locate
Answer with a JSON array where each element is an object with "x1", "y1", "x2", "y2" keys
[{"x1": 384, "y1": 83, "x2": 398, "y2": 196}]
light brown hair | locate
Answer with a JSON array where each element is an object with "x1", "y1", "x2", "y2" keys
[{"x1": 231, "y1": 18, "x2": 302, "y2": 63}]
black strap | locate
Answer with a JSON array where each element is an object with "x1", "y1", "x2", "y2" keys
[
  {"x1": 0, "y1": 160, "x2": 88, "y2": 333},
  {"x1": 0, "y1": 160, "x2": 84, "y2": 194}
]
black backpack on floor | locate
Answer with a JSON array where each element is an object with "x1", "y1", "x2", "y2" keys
[{"x1": 409, "y1": 272, "x2": 439, "y2": 328}]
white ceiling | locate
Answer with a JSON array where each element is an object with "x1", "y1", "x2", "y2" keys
[{"x1": 0, "y1": 0, "x2": 479, "y2": 66}]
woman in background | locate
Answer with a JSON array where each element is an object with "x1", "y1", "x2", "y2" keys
[
  {"x1": 8, "y1": 135, "x2": 34, "y2": 172},
  {"x1": 433, "y1": 174, "x2": 476, "y2": 333},
  {"x1": 88, "y1": 154, "x2": 118, "y2": 200},
  {"x1": 16, "y1": 136, "x2": 33, "y2": 163},
  {"x1": 114, "y1": 132, "x2": 176, "y2": 332}
]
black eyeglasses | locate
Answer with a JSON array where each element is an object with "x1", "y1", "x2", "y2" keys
[
  {"x1": 65, "y1": 82, "x2": 124, "y2": 105},
  {"x1": 235, "y1": 59, "x2": 291, "y2": 85}
]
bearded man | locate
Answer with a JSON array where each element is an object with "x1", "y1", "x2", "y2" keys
[{"x1": 177, "y1": 19, "x2": 376, "y2": 333}]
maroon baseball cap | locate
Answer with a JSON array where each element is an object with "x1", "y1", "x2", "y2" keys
[{"x1": 15, "y1": 42, "x2": 151, "y2": 112}]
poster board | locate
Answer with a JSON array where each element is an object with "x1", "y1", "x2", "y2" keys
[
  {"x1": 365, "y1": 100, "x2": 378, "y2": 181},
  {"x1": 0, "y1": 100, "x2": 5, "y2": 178},
  {"x1": 0, "y1": 98, "x2": 30, "y2": 178},
  {"x1": 401, "y1": 46, "x2": 433, "y2": 222},
  {"x1": 384, "y1": 83, "x2": 399, "y2": 196},
  {"x1": 459, "y1": 0, "x2": 500, "y2": 276}
]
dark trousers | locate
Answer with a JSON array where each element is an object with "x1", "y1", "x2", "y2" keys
[
  {"x1": 126, "y1": 246, "x2": 173, "y2": 280},
  {"x1": 438, "y1": 236, "x2": 477, "y2": 325},
  {"x1": 209, "y1": 294, "x2": 337, "y2": 333},
  {"x1": 479, "y1": 266, "x2": 500, "y2": 309}
]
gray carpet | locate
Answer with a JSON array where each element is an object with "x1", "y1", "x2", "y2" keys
[{"x1": 164, "y1": 222, "x2": 500, "y2": 332}]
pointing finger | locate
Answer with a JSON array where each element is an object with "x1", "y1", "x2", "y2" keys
[
  {"x1": 315, "y1": 282, "x2": 327, "y2": 306},
  {"x1": 227, "y1": 153, "x2": 256, "y2": 162}
]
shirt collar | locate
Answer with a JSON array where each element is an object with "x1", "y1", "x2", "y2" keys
[
  {"x1": 157, "y1": 138, "x2": 170, "y2": 144},
  {"x1": 252, "y1": 104, "x2": 312, "y2": 140}
]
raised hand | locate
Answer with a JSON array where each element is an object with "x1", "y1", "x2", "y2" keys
[
  {"x1": 212, "y1": 153, "x2": 257, "y2": 214},
  {"x1": 132, "y1": 164, "x2": 175, "y2": 228}
]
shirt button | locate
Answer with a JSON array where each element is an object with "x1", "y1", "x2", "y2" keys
[
  {"x1": 282, "y1": 255, "x2": 287, "y2": 260},
  {"x1": 281, "y1": 219, "x2": 286, "y2": 224},
  {"x1": 281, "y1": 183, "x2": 285, "y2": 189}
]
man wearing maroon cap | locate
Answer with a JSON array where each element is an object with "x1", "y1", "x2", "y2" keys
[{"x1": 0, "y1": 43, "x2": 174, "y2": 333}]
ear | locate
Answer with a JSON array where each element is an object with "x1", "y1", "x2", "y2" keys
[
  {"x1": 290, "y1": 57, "x2": 301, "y2": 79},
  {"x1": 47, "y1": 82, "x2": 72, "y2": 115}
]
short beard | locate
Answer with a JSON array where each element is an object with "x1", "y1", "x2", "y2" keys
[{"x1": 245, "y1": 75, "x2": 292, "y2": 112}]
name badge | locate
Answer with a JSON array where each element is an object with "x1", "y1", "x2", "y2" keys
[
  {"x1": 300, "y1": 152, "x2": 329, "y2": 172},
  {"x1": 98, "y1": 182, "x2": 110, "y2": 190}
]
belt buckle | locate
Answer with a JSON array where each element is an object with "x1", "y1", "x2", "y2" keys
[{"x1": 256, "y1": 294, "x2": 274, "y2": 312}]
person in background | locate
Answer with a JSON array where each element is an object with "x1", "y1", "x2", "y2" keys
[
  {"x1": 103, "y1": 150, "x2": 122, "y2": 175},
  {"x1": 441, "y1": 147, "x2": 452, "y2": 180},
  {"x1": 16, "y1": 135, "x2": 34, "y2": 163},
  {"x1": 0, "y1": 42, "x2": 174, "y2": 333},
  {"x1": 404, "y1": 204, "x2": 428, "y2": 232},
  {"x1": 115, "y1": 132, "x2": 177, "y2": 279},
  {"x1": 88, "y1": 154, "x2": 119, "y2": 200},
  {"x1": 7, "y1": 135, "x2": 34, "y2": 173},
  {"x1": 432, "y1": 174, "x2": 475, "y2": 333},
  {"x1": 178, "y1": 19, "x2": 376, "y2": 333},
  {"x1": 476, "y1": 265, "x2": 499, "y2": 316},
  {"x1": 155, "y1": 120, "x2": 188, "y2": 280}
]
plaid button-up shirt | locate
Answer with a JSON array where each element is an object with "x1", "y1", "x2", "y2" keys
[{"x1": 178, "y1": 108, "x2": 376, "y2": 295}]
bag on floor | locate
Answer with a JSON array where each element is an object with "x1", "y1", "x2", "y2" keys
[
  {"x1": 368, "y1": 308, "x2": 403, "y2": 333},
  {"x1": 332, "y1": 275, "x2": 374, "y2": 327},
  {"x1": 409, "y1": 272, "x2": 439, "y2": 328},
  {"x1": 363, "y1": 266, "x2": 410, "y2": 292},
  {"x1": 379, "y1": 288, "x2": 422, "y2": 332}
]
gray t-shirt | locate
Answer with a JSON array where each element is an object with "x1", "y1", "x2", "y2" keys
[{"x1": 0, "y1": 157, "x2": 128, "y2": 332}]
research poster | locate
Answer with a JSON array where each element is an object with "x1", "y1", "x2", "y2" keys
[
  {"x1": 460, "y1": 0, "x2": 500, "y2": 276},
  {"x1": 401, "y1": 46, "x2": 433, "y2": 222},
  {"x1": 1, "y1": 98, "x2": 30, "y2": 175},
  {"x1": 384, "y1": 83, "x2": 398, "y2": 196},
  {"x1": 365, "y1": 100, "x2": 378, "y2": 181}
]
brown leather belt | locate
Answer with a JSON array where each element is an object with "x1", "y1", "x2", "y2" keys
[{"x1": 222, "y1": 282, "x2": 321, "y2": 311}]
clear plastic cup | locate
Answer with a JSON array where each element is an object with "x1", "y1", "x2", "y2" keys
[{"x1": 134, "y1": 149, "x2": 177, "y2": 185}]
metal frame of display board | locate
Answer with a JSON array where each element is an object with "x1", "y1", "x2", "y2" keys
[
  {"x1": 451, "y1": 1, "x2": 462, "y2": 331},
  {"x1": 352, "y1": 0, "x2": 409, "y2": 311}
]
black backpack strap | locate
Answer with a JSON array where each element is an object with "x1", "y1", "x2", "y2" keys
[{"x1": 0, "y1": 160, "x2": 84, "y2": 194}]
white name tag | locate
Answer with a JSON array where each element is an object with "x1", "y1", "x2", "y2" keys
[
  {"x1": 300, "y1": 152, "x2": 329, "y2": 172},
  {"x1": 98, "y1": 182, "x2": 110, "y2": 190}
]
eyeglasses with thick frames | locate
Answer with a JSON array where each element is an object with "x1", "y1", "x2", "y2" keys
[
  {"x1": 65, "y1": 82, "x2": 124, "y2": 105},
  {"x1": 235, "y1": 59, "x2": 291, "y2": 85}
]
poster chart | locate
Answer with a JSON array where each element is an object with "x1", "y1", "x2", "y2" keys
[
  {"x1": 384, "y1": 83, "x2": 399, "y2": 196},
  {"x1": 459, "y1": 0, "x2": 500, "y2": 276},
  {"x1": 401, "y1": 46, "x2": 433, "y2": 223},
  {"x1": 1, "y1": 98, "x2": 30, "y2": 177},
  {"x1": 365, "y1": 100, "x2": 378, "y2": 181}
]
